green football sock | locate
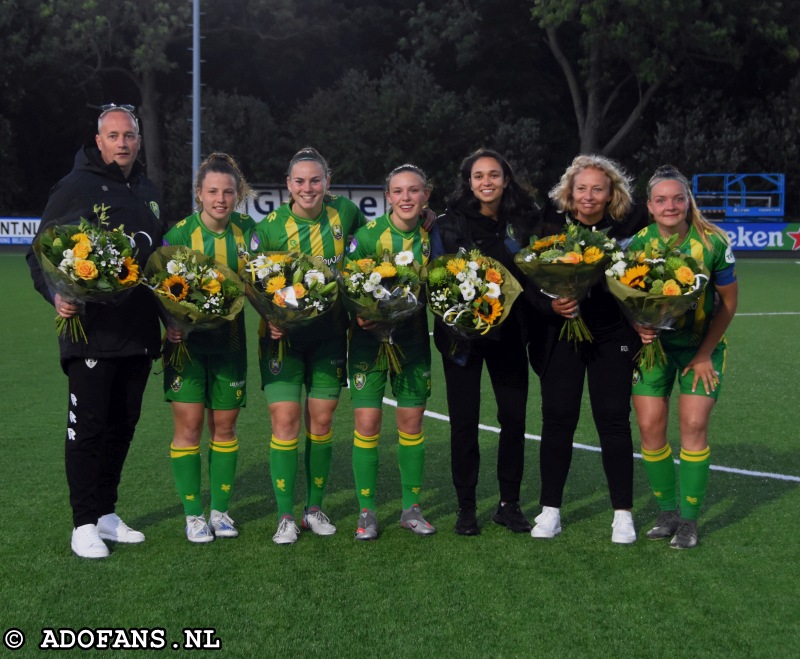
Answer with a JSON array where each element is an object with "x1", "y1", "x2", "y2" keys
[
  {"x1": 170, "y1": 444, "x2": 203, "y2": 517},
  {"x1": 398, "y1": 430, "x2": 425, "y2": 509},
  {"x1": 352, "y1": 431, "x2": 379, "y2": 510},
  {"x1": 209, "y1": 437, "x2": 238, "y2": 513},
  {"x1": 641, "y1": 444, "x2": 677, "y2": 511},
  {"x1": 270, "y1": 436, "x2": 298, "y2": 517},
  {"x1": 679, "y1": 447, "x2": 711, "y2": 520},
  {"x1": 304, "y1": 431, "x2": 333, "y2": 509}
]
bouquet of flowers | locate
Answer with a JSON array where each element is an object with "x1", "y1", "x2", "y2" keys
[
  {"x1": 31, "y1": 204, "x2": 142, "y2": 342},
  {"x1": 339, "y1": 250, "x2": 423, "y2": 374},
  {"x1": 144, "y1": 246, "x2": 246, "y2": 368},
  {"x1": 427, "y1": 249, "x2": 523, "y2": 351},
  {"x1": 605, "y1": 234, "x2": 709, "y2": 370},
  {"x1": 242, "y1": 251, "x2": 338, "y2": 362},
  {"x1": 514, "y1": 221, "x2": 618, "y2": 343}
]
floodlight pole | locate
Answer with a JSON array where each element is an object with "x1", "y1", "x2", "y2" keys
[{"x1": 191, "y1": 0, "x2": 201, "y2": 206}]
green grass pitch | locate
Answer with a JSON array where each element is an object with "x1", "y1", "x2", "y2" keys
[{"x1": 1, "y1": 252, "x2": 798, "y2": 657}]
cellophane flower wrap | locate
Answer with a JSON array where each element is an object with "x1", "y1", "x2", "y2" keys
[
  {"x1": 145, "y1": 245, "x2": 245, "y2": 368},
  {"x1": 31, "y1": 204, "x2": 142, "y2": 342},
  {"x1": 605, "y1": 233, "x2": 709, "y2": 371},
  {"x1": 514, "y1": 221, "x2": 617, "y2": 344},
  {"x1": 242, "y1": 251, "x2": 338, "y2": 362},
  {"x1": 427, "y1": 249, "x2": 522, "y2": 354},
  {"x1": 339, "y1": 250, "x2": 423, "y2": 374}
]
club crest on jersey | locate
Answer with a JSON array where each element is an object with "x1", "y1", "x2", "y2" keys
[
  {"x1": 332, "y1": 224, "x2": 343, "y2": 241},
  {"x1": 269, "y1": 358, "x2": 282, "y2": 375},
  {"x1": 354, "y1": 373, "x2": 367, "y2": 390},
  {"x1": 632, "y1": 370, "x2": 641, "y2": 386},
  {"x1": 170, "y1": 375, "x2": 183, "y2": 392},
  {"x1": 422, "y1": 239, "x2": 430, "y2": 258}
]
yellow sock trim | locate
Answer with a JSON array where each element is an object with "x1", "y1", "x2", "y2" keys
[
  {"x1": 307, "y1": 430, "x2": 333, "y2": 445},
  {"x1": 270, "y1": 436, "x2": 298, "y2": 451},
  {"x1": 641, "y1": 444, "x2": 672, "y2": 462},
  {"x1": 680, "y1": 447, "x2": 711, "y2": 463},
  {"x1": 398, "y1": 430, "x2": 424, "y2": 447},
  {"x1": 354, "y1": 431, "x2": 379, "y2": 449},
  {"x1": 210, "y1": 438, "x2": 239, "y2": 453},
  {"x1": 170, "y1": 443, "x2": 200, "y2": 459}
]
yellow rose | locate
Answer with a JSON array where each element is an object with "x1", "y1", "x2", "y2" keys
[
  {"x1": 662, "y1": 279, "x2": 681, "y2": 296},
  {"x1": 74, "y1": 259, "x2": 98, "y2": 280},
  {"x1": 72, "y1": 242, "x2": 91, "y2": 259},
  {"x1": 674, "y1": 266, "x2": 695, "y2": 286},
  {"x1": 202, "y1": 278, "x2": 221, "y2": 295}
]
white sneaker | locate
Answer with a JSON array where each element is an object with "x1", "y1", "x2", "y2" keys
[
  {"x1": 209, "y1": 510, "x2": 239, "y2": 538},
  {"x1": 531, "y1": 506, "x2": 562, "y2": 539},
  {"x1": 71, "y1": 524, "x2": 110, "y2": 559},
  {"x1": 611, "y1": 510, "x2": 637, "y2": 544},
  {"x1": 273, "y1": 515, "x2": 300, "y2": 545},
  {"x1": 301, "y1": 507, "x2": 337, "y2": 536},
  {"x1": 97, "y1": 513, "x2": 145, "y2": 544},
  {"x1": 185, "y1": 515, "x2": 214, "y2": 544}
]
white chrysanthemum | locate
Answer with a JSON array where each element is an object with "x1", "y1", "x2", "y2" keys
[
  {"x1": 394, "y1": 251, "x2": 414, "y2": 266},
  {"x1": 609, "y1": 261, "x2": 627, "y2": 277},
  {"x1": 484, "y1": 282, "x2": 501, "y2": 299},
  {"x1": 459, "y1": 281, "x2": 476, "y2": 301},
  {"x1": 304, "y1": 270, "x2": 325, "y2": 287},
  {"x1": 368, "y1": 272, "x2": 383, "y2": 285}
]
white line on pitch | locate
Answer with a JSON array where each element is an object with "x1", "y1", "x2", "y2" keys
[{"x1": 384, "y1": 397, "x2": 800, "y2": 483}]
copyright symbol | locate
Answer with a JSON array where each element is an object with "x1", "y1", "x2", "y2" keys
[{"x1": 3, "y1": 628, "x2": 24, "y2": 650}]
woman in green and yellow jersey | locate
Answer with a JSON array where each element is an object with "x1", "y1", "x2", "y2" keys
[
  {"x1": 250, "y1": 147, "x2": 366, "y2": 545},
  {"x1": 347, "y1": 164, "x2": 435, "y2": 540},
  {"x1": 163, "y1": 153, "x2": 255, "y2": 543},
  {"x1": 631, "y1": 165, "x2": 738, "y2": 550}
]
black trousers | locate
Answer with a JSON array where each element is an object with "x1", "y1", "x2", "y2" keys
[
  {"x1": 436, "y1": 319, "x2": 529, "y2": 510},
  {"x1": 538, "y1": 329, "x2": 636, "y2": 510},
  {"x1": 64, "y1": 355, "x2": 151, "y2": 527}
]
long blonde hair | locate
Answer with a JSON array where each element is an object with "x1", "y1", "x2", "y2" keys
[
  {"x1": 549, "y1": 154, "x2": 633, "y2": 222},
  {"x1": 647, "y1": 165, "x2": 730, "y2": 251}
]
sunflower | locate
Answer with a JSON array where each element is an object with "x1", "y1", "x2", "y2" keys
[
  {"x1": 118, "y1": 256, "x2": 139, "y2": 285},
  {"x1": 619, "y1": 264, "x2": 650, "y2": 289},
  {"x1": 475, "y1": 296, "x2": 503, "y2": 324},
  {"x1": 374, "y1": 262, "x2": 397, "y2": 278},
  {"x1": 162, "y1": 275, "x2": 189, "y2": 301},
  {"x1": 485, "y1": 267, "x2": 503, "y2": 284},
  {"x1": 446, "y1": 258, "x2": 467, "y2": 275},
  {"x1": 266, "y1": 275, "x2": 286, "y2": 294}
]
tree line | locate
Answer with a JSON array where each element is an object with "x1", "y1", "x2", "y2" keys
[{"x1": 3, "y1": 0, "x2": 799, "y2": 221}]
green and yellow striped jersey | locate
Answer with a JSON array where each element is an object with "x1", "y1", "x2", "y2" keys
[
  {"x1": 628, "y1": 223, "x2": 736, "y2": 349},
  {"x1": 251, "y1": 195, "x2": 366, "y2": 272},
  {"x1": 163, "y1": 211, "x2": 256, "y2": 354},
  {"x1": 348, "y1": 212, "x2": 431, "y2": 266}
]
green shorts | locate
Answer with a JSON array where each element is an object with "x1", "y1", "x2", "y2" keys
[
  {"x1": 632, "y1": 341, "x2": 727, "y2": 400},
  {"x1": 164, "y1": 349, "x2": 247, "y2": 409},
  {"x1": 348, "y1": 324, "x2": 431, "y2": 408},
  {"x1": 259, "y1": 335, "x2": 346, "y2": 403}
]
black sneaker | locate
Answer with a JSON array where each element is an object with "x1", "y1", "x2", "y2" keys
[
  {"x1": 669, "y1": 520, "x2": 699, "y2": 550},
  {"x1": 492, "y1": 501, "x2": 532, "y2": 533},
  {"x1": 646, "y1": 510, "x2": 680, "y2": 540},
  {"x1": 454, "y1": 508, "x2": 480, "y2": 536}
]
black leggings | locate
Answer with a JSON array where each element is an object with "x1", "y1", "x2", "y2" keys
[{"x1": 538, "y1": 330, "x2": 636, "y2": 510}]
